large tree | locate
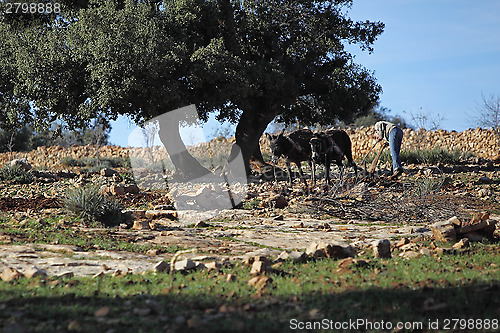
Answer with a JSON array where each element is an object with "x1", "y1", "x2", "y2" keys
[{"x1": 0, "y1": 0, "x2": 383, "y2": 176}]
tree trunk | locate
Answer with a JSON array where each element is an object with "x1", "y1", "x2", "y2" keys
[
  {"x1": 251, "y1": 146, "x2": 267, "y2": 165},
  {"x1": 157, "y1": 112, "x2": 212, "y2": 180},
  {"x1": 229, "y1": 100, "x2": 279, "y2": 174}
]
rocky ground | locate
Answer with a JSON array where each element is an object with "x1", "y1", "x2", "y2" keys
[{"x1": 1, "y1": 155, "x2": 500, "y2": 281}]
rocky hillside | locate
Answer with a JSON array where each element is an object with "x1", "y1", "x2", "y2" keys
[{"x1": 1, "y1": 127, "x2": 499, "y2": 169}]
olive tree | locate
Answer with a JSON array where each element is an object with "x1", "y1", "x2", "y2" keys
[{"x1": 0, "y1": 0, "x2": 384, "y2": 176}]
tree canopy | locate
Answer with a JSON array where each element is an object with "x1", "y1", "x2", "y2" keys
[{"x1": 0, "y1": 0, "x2": 384, "y2": 174}]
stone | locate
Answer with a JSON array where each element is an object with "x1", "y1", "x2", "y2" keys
[
  {"x1": 420, "y1": 248, "x2": 432, "y2": 256},
  {"x1": 305, "y1": 241, "x2": 356, "y2": 259},
  {"x1": 122, "y1": 209, "x2": 146, "y2": 220},
  {"x1": 447, "y1": 216, "x2": 461, "y2": 226},
  {"x1": 271, "y1": 195, "x2": 288, "y2": 209},
  {"x1": 243, "y1": 257, "x2": 255, "y2": 266},
  {"x1": 194, "y1": 221, "x2": 211, "y2": 228},
  {"x1": 1, "y1": 267, "x2": 23, "y2": 282},
  {"x1": 94, "y1": 306, "x2": 111, "y2": 317},
  {"x1": 100, "y1": 168, "x2": 118, "y2": 177},
  {"x1": 57, "y1": 271, "x2": 75, "y2": 278},
  {"x1": 67, "y1": 320, "x2": 82, "y2": 331},
  {"x1": 147, "y1": 249, "x2": 163, "y2": 255},
  {"x1": 133, "y1": 307, "x2": 152, "y2": 316},
  {"x1": 124, "y1": 184, "x2": 140, "y2": 194},
  {"x1": 250, "y1": 260, "x2": 270, "y2": 275},
  {"x1": 452, "y1": 238, "x2": 470, "y2": 249},
  {"x1": 435, "y1": 247, "x2": 457, "y2": 255},
  {"x1": 153, "y1": 261, "x2": 170, "y2": 273},
  {"x1": 10, "y1": 158, "x2": 32, "y2": 171},
  {"x1": 247, "y1": 275, "x2": 273, "y2": 290},
  {"x1": 132, "y1": 220, "x2": 150, "y2": 230},
  {"x1": 24, "y1": 266, "x2": 48, "y2": 279},
  {"x1": 430, "y1": 219, "x2": 457, "y2": 242},
  {"x1": 145, "y1": 210, "x2": 178, "y2": 220},
  {"x1": 372, "y1": 239, "x2": 391, "y2": 258},
  {"x1": 399, "y1": 251, "x2": 420, "y2": 259},
  {"x1": 459, "y1": 212, "x2": 490, "y2": 234},
  {"x1": 395, "y1": 238, "x2": 410, "y2": 247},
  {"x1": 204, "y1": 262, "x2": 222, "y2": 271},
  {"x1": 173, "y1": 259, "x2": 196, "y2": 271},
  {"x1": 109, "y1": 184, "x2": 125, "y2": 195},
  {"x1": 261, "y1": 194, "x2": 288, "y2": 209},
  {"x1": 277, "y1": 250, "x2": 308, "y2": 263}
]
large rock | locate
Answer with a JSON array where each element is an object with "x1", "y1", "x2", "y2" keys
[
  {"x1": 10, "y1": 158, "x2": 32, "y2": 171},
  {"x1": 1, "y1": 267, "x2": 23, "y2": 282},
  {"x1": 430, "y1": 218, "x2": 458, "y2": 242},
  {"x1": 173, "y1": 259, "x2": 196, "y2": 271},
  {"x1": 372, "y1": 239, "x2": 391, "y2": 258},
  {"x1": 24, "y1": 266, "x2": 48, "y2": 279}
]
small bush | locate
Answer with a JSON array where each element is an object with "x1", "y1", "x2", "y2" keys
[
  {"x1": 59, "y1": 157, "x2": 86, "y2": 167},
  {"x1": 63, "y1": 186, "x2": 123, "y2": 226},
  {"x1": 60, "y1": 156, "x2": 131, "y2": 169},
  {"x1": 412, "y1": 177, "x2": 444, "y2": 198},
  {"x1": 0, "y1": 165, "x2": 34, "y2": 184}
]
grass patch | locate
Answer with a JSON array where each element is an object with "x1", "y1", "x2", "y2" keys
[
  {"x1": 0, "y1": 216, "x2": 181, "y2": 253},
  {"x1": 0, "y1": 243, "x2": 499, "y2": 332},
  {"x1": 242, "y1": 198, "x2": 262, "y2": 210},
  {"x1": 0, "y1": 165, "x2": 34, "y2": 184},
  {"x1": 364, "y1": 147, "x2": 474, "y2": 166}
]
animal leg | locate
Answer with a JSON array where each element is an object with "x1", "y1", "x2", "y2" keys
[
  {"x1": 324, "y1": 160, "x2": 331, "y2": 185},
  {"x1": 310, "y1": 160, "x2": 316, "y2": 186},
  {"x1": 285, "y1": 160, "x2": 293, "y2": 185},
  {"x1": 338, "y1": 162, "x2": 345, "y2": 183},
  {"x1": 296, "y1": 163, "x2": 308, "y2": 186}
]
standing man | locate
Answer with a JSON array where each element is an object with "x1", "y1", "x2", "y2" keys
[{"x1": 374, "y1": 121, "x2": 404, "y2": 179}]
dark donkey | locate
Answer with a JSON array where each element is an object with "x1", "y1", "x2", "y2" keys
[
  {"x1": 309, "y1": 129, "x2": 357, "y2": 184},
  {"x1": 266, "y1": 129, "x2": 315, "y2": 185}
]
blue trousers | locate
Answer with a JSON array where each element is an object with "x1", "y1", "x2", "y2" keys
[{"x1": 388, "y1": 127, "x2": 403, "y2": 172}]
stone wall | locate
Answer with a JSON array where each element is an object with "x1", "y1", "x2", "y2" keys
[
  {"x1": 347, "y1": 127, "x2": 499, "y2": 161},
  {"x1": 1, "y1": 127, "x2": 499, "y2": 168}
]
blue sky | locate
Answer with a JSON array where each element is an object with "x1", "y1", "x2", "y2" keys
[
  {"x1": 108, "y1": 0, "x2": 500, "y2": 147},
  {"x1": 346, "y1": 0, "x2": 500, "y2": 131}
]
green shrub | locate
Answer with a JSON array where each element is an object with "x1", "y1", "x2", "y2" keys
[
  {"x1": 60, "y1": 156, "x2": 131, "y2": 169},
  {"x1": 59, "y1": 157, "x2": 86, "y2": 167},
  {"x1": 62, "y1": 186, "x2": 123, "y2": 226},
  {"x1": 412, "y1": 177, "x2": 444, "y2": 198},
  {"x1": 0, "y1": 165, "x2": 34, "y2": 184}
]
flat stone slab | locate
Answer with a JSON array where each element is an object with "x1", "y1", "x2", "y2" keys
[{"x1": 0, "y1": 210, "x2": 432, "y2": 277}]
